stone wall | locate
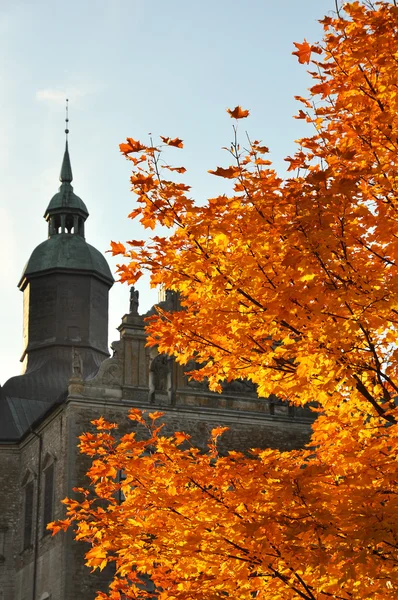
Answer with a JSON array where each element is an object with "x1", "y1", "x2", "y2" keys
[
  {"x1": 0, "y1": 446, "x2": 20, "y2": 600},
  {"x1": 61, "y1": 393, "x2": 313, "y2": 600},
  {"x1": 0, "y1": 390, "x2": 314, "y2": 600},
  {"x1": 8, "y1": 408, "x2": 67, "y2": 600}
]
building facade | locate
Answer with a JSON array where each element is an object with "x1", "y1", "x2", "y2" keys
[{"x1": 0, "y1": 141, "x2": 314, "y2": 600}]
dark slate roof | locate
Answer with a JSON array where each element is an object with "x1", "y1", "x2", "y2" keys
[
  {"x1": 19, "y1": 234, "x2": 114, "y2": 286},
  {"x1": 0, "y1": 397, "x2": 49, "y2": 440},
  {"x1": 3, "y1": 357, "x2": 71, "y2": 404},
  {"x1": 0, "y1": 349, "x2": 104, "y2": 441},
  {"x1": 0, "y1": 393, "x2": 21, "y2": 440}
]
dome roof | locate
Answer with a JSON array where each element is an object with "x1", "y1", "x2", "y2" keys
[
  {"x1": 19, "y1": 234, "x2": 114, "y2": 287},
  {"x1": 46, "y1": 184, "x2": 88, "y2": 216}
]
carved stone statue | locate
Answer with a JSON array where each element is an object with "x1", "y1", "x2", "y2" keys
[
  {"x1": 111, "y1": 340, "x2": 122, "y2": 358},
  {"x1": 148, "y1": 353, "x2": 175, "y2": 404},
  {"x1": 72, "y1": 347, "x2": 83, "y2": 379},
  {"x1": 129, "y1": 286, "x2": 139, "y2": 314}
]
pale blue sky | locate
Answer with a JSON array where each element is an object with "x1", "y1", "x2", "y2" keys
[{"x1": 0, "y1": 0, "x2": 332, "y2": 383}]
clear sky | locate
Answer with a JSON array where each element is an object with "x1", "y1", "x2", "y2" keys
[{"x1": 0, "y1": 0, "x2": 332, "y2": 384}]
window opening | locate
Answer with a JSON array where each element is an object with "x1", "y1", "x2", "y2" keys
[
  {"x1": 53, "y1": 215, "x2": 62, "y2": 234},
  {"x1": 42, "y1": 463, "x2": 55, "y2": 535},
  {"x1": 23, "y1": 480, "x2": 34, "y2": 550},
  {"x1": 0, "y1": 526, "x2": 7, "y2": 562},
  {"x1": 65, "y1": 215, "x2": 74, "y2": 234}
]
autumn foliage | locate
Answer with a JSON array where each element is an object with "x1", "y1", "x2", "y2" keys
[{"x1": 51, "y1": 2, "x2": 398, "y2": 599}]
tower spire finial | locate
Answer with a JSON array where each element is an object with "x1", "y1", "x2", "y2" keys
[
  {"x1": 65, "y1": 98, "x2": 69, "y2": 142},
  {"x1": 60, "y1": 99, "x2": 73, "y2": 183}
]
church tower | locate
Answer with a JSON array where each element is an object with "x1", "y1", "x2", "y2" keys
[
  {"x1": 0, "y1": 119, "x2": 114, "y2": 440},
  {"x1": 19, "y1": 139, "x2": 113, "y2": 375}
]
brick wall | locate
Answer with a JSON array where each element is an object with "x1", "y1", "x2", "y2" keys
[
  {"x1": 0, "y1": 389, "x2": 313, "y2": 600},
  {"x1": 0, "y1": 447, "x2": 20, "y2": 600},
  {"x1": 8, "y1": 409, "x2": 68, "y2": 600}
]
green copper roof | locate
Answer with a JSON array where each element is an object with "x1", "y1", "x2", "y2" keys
[
  {"x1": 19, "y1": 234, "x2": 114, "y2": 287},
  {"x1": 23, "y1": 136, "x2": 113, "y2": 287},
  {"x1": 45, "y1": 184, "x2": 88, "y2": 217}
]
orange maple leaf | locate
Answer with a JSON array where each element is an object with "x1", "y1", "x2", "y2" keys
[
  {"x1": 227, "y1": 106, "x2": 250, "y2": 119},
  {"x1": 294, "y1": 95, "x2": 312, "y2": 108},
  {"x1": 255, "y1": 158, "x2": 272, "y2": 166},
  {"x1": 160, "y1": 136, "x2": 184, "y2": 148},
  {"x1": 116, "y1": 264, "x2": 142, "y2": 284},
  {"x1": 285, "y1": 156, "x2": 304, "y2": 172},
  {"x1": 91, "y1": 417, "x2": 118, "y2": 430},
  {"x1": 208, "y1": 166, "x2": 239, "y2": 179},
  {"x1": 119, "y1": 138, "x2": 146, "y2": 154},
  {"x1": 311, "y1": 45, "x2": 323, "y2": 55},
  {"x1": 292, "y1": 40, "x2": 312, "y2": 64},
  {"x1": 127, "y1": 209, "x2": 141, "y2": 220},
  {"x1": 109, "y1": 241, "x2": 126, "y2": 255},
  {"x1": 164, "y1": 165, "x2": 187, "y2": 174},
  {"x1": 211, "y1": 426, "x2": 229, "y2": 439},
  {"x1": 148, "y1": 411, "x2": 165, "y2": 421},
  {"x1": 130, "y1": 173, "x2": 156, "y2": 192},
  {"x1": 47, "y1": 519, "x2": 72, "y2": 535},
  {"x1": 253, "y1": 144, "x2": 269, "y2": 154},
  {"x1": 310, "y1": 82, "x2": 331, "y2": 99},
  {"x1": 127, "y1": 239, "x2": 146, "y2": 247},
  {"x1": 294, "y1": 109, "x2": 307, "y2": 120},
  {"x1": 174, "y1": 432, "x2": 192, "y2": 445},
  {"x1": 128, "y1": 408, "x2": 147, "y2": 424}
]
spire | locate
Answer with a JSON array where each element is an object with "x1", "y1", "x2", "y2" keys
[
  {"x1": 60, "y1": 142, "x2": 73, "y2": 183},
  {"x1": 44, "y1": 100, "x2": 89, "y2": 237},
  {"x1": 60, "y1": 99, "x2": 73, "y2": 183}
]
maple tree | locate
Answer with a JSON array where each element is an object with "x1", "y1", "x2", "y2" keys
[{"x1": 51, "y1": 2, "x2": 398, "y2": 598}]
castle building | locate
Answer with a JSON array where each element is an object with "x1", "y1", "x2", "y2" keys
[{"x1": 0, "y1": 136, "x2": 313, "y2": 600}]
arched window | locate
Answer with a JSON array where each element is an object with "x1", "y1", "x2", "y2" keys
[
  {"x1": 42, "y1": 454, "x2": 56, "y2": 536},
  {"x1": 21, "y1": 469, "x2": 35, "y2": 551},
  {"x1": 53, "y1": 215, "x2": 62, "y2": 234},
  {"x1": 65, "y1": 214, "x2": 74, "y2": 234}
]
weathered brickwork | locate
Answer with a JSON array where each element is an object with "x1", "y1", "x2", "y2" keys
[
  {"x1": 60, "y1": 395, "x2": 313, "y2": 600},
  {"x1": 0, "y1": 394, "x2": 313, "y2": 600},
  {"x1": 10, "y1": 410, "x2": 66, "y2": 600},
  {"x1": 0, "y1": 447, "x2": 20, "y2": 600}
]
